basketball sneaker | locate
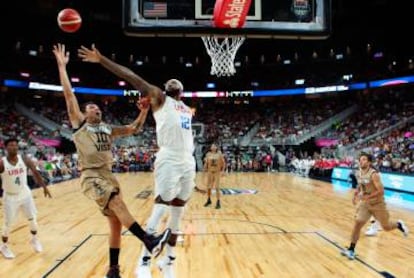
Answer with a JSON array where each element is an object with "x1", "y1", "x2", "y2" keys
[
  {"x1": 30, "y1": 236, "x2": 43, "y2": 252},
  {"x1": 204, "y1": 199, "x2": 212, "y2": 207},
  {"x1": 365, "y1": 220, "x2": 380, "y2": 236},
  {"x1": 340, "y1": 248, "x2": 355, "y2": 260},
  {"x1": 135, "y1": 256, "x2": 152, "y2": 278},
  {"x1": 0, "y1": 243, "x2": 15, "y2": 259},
  {"x1": 215, "y1": 200, "x2": 221, "y2": 209},
  {"x1": 105, "y1": 265, "x2": 120, "y2": 278},
  {"x1": 157, "y1": 256, "x2": 176, "y2": 278},
  {"x1": 397, "y1": 220, "x2": 409, "y2": 237},
  {"x1": 144, "y1": 228, "x2": 171, "y2": 258}
]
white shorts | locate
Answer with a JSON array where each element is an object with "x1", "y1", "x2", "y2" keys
[
  {"x1": 154, "y1": 150, "x2": 196, "y2": 202},
  {"x1": 2, "y1": 192, "x2": 37, "y2": 227}
]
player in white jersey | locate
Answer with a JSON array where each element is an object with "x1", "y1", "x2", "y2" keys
[
  {"x1": 79, "y1": 45, "x2": 196, "y2": 278},
  {"x1": 0, "y1": 138, "x2": 52, "y2": 259}
]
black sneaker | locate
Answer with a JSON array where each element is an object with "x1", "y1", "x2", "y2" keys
[
  {"x1": 144, "y1": 228, "x2": 171, "y2": 258},
  {"x1": 398, "y1": 220, "x2": 409, "y2": 237},
  {"x1": 215, "y1": 201, "x2": 221, "y2": 209},
  {"x1": 204, "y1": 199, "x2": 212, "y2": 207},
  {"x1": 105, "y1": 265, "x2": 120, "y2": 278}
]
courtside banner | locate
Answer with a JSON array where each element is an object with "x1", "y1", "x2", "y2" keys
[
  {"x1": 331, "y1": 167, "x2": 352, "y2": 181},
  {"x1": 332, "y1": 167, "x2": 414, "y2": 194},
  {"x1": 213, "y1": 0, "x2": 252, "y2": 28}
]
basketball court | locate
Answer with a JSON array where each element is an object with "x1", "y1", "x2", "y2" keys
[
  {"x1": 0, "y1": 172, "x2": 413, "y2": 277},
  {"x1": 1, "y1": 1, "x2": 412, "y2": 278}
]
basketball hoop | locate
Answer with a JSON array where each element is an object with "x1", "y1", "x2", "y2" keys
[{"x1": 201, "y1": 36, "x2": 246, "y2": 77}]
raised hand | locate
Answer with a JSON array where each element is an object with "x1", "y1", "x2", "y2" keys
[
  {"x1": 78, "y1": 44, "x2": 102, "y2": 63},
  {"x1": 52, "y1": 43, "x2": 70, "y2": 67},
  {"x1": 137, "y1": 97, "x2": 150, "y2": 111}
]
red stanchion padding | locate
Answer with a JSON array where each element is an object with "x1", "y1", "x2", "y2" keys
[{"x1": 213, "y1": 0, "x2": 252, "y2": 28}]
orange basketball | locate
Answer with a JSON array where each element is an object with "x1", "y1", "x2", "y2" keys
[{"x1": 57, "y1": 8, "x2": 82, "y2": 33}]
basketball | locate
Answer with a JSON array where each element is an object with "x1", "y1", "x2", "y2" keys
[{"x1": 57, "y1": 8, "x2": 82, "y2": 33}]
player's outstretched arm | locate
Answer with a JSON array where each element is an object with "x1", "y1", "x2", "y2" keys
[
  {"x1": 111, "y1": 99, "x2": 150, "y2": 137},
  {"x1": 23, "y1": 155, "x2": 52, "y2": 198},
  {"x1": 78, "y1": 45, "x2": 165, "y2": 110},
  {"x1": 52, "y1": 43, "x2": 84, "y2": 128}
]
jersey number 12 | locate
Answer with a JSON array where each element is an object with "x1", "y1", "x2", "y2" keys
[{"x1": 180, "y1": 116, "x2": 190, "y2": 130}]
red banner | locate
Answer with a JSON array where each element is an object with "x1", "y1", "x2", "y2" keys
[{"x1": 213, "y1": 0, "x2": 252, "y2": 28}]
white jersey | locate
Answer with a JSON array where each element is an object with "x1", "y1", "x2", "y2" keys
[
  {"x1": 153, "y1": 96, "x2": 194, "y2": 154},
  {"x1": 1, "y1": 155, "x2": 30, "y2": 195}
]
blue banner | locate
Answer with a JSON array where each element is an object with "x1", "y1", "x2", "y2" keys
[
  {"x1": 331, "y1": 178, "x2": 414, "y2": 209},
  {"x1": 331, "y1": 167, "x2": 414, "y2": 194},
  {"x1": 4, "y1": 76, "x2": 414, "y2": 97},
  {"x1": 3, "y1": 79, "x2": 368, "y2": 98},
  {"x1": 381, "y1": 173, "x2": 414, "y2": 193},
  {"x1": 384, "y1": 190, "x2": 414, "y2": 209},
  {"x1": 4, "y1": 79, "x2": 28, "y2": 88},
  {"x1": 331, "y1": 167, "x2": 352, "y2": 181}
]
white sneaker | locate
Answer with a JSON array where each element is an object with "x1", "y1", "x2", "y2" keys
[
  {"x1": 375, "y1": 220, "x2": 382, "y2": 231},
  {"x1": 157, "y1": 256, "x2": 176, "y2": 278},
  {"x1": 398, "y1": 220, "x2": 409, "y2": 237},
  {"x1": 340, "y1": 248, "x2": 355, "y2": 260},
  {"x1": 30, "y1": 236, "x2": 43, "y2": 252},
  {"x1": 365, "y1": 221, "x2": 379, "y2": 236},
  {"x1": 0, "y1": 243, "x2": 15, "y2": 259},
  {"x1": 135, "y1": 256, "x2": 152, "y2": 278}
]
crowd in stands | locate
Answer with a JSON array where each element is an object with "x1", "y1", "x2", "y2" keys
[
  {"x1": 17, "y1": 95, "x2": 354, "y2": 148},
  {"x1": 253, "y1": 99, "x2": 352, "y2": 144},
  {"x1": 355, "y1": 122, "x2": 414, "y2": 173},
  {"x1": 321, "y1": 91, "x2": 414, "y2": 147},
  {"x1": 288, "y1": 155, "x2": 354, "y2": 178},
  {"x1": 1, "y1": 89, "x2": 414, "y2": 188},
  {"x1": 2, "y1": 145, "x2": 158, "y2": 191},
  {"x1": 19, "y1": 96, "x2": 158, "y2": 154},
  {"x1": 0, "y1": 104, "x2": 56, "y2": 156},
  {"x1": 0, "y1": 99, "x2": 158, "y2": 191},
  {"x1": 194, "y1": 102, "x2": 261, "y2": 143},
  {"x1": 215, "y1": 145, "x2": 278, "y2": 173},
  {"x1": 319, "y1": 90, "x2": 414, "y2": 174},
  {"x1": 112, "y1": 145, "x2": 156, "y2": 173}
]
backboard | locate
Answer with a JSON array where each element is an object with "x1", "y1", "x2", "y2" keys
[{"x1": 123, "y1": 0, "x2": 331, "y2": 39}]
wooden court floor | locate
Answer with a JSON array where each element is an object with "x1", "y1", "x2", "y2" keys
[{"x1": 0, "y1": 172, "x2": 413, "y2": 278}]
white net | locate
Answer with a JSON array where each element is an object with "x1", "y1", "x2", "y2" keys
[{"x1": 201, "y1": 36, "x2": 246, "y2": 77}]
